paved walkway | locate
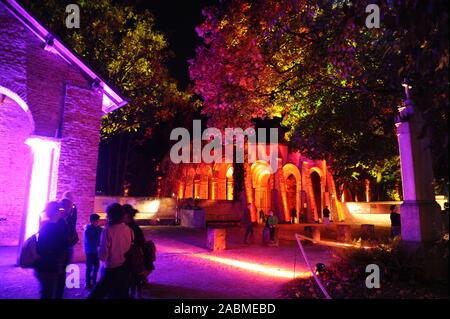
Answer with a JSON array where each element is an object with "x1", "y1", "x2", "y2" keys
[{"x1": 0, "y1": 226, "x2": 335, "y2": 299}]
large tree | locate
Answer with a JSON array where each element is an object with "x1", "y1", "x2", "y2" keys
[
  {"x1": 20, "y1": 0, "x2": 192, "y2": 136},
  {"x1": 190, "y1": 0, "x2": 449, "y2": 199},
  {"x1": 19, "y1": 0, "x2": 198, "y2": 195}
]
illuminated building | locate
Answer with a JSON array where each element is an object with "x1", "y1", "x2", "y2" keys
[
  {"x1": 0, "y1": 0, "x2": 126, "y2": 253},
  {"x1": 161, "y1": 120, "x2": 346, "y2": 223}
]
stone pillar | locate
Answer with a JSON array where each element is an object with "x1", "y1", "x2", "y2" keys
[
  {"x1": 207, "y1": 227, "x2": 226, "y2": 251},
  {"x1": 304, "y1": 226, "x2": 321, "y2": 242},
  {"x1": 217, "y1": 178, "x2": 226, "y2": 200},
  {"x1": 304, "y1": 169, "x2": 319, "y2": 222},
  {"x1": 337, "y1": 224, "x2": 352, "y2": 243},
  {"x1": 211, "y1": 179, "x2": 218, "y2": 200},
  {"x1": 395, "y1": 82, "x2": 442, "y2": 243},
  {"x1": 361, "y1": 224, "x2": 375, "y2": 240},
  {"x1": 272, "y1": 158, "x2": 287, "y2": 222}
]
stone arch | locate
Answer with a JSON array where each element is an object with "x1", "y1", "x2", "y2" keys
[
  {"x1": 214, "y1": 163, "x2": 233, "y2": 200},
  {"x1": 0, "y1": 85, "x2": 34, "y2": 132},
  {"x1": 309, "y1": 166, "x2": 324, "y2": 178},
  {"x1": 251, "y1": 160, "x2": 272, "y2": 185},
  {"x1": 251, "y1": 161, "x2": 273, "y2": 215},
  {"x1": 0, "y1": 85, "x2": 35, "y2": 246},
  {"x1": 0, "y1": 79, "x2": 28, "y2": 103},
  {"x1": 184, "y1": 167, "x2": 196, "y2": 199},
  {"x1": 225, "y1": 166, "x2": 234, "y2": 200},
  {"x1": 309, "y1": 170, "x2": 322, "y2": 220},
  {"x1": 198, "y1": 165, "x2": 212, "y2": 199}
]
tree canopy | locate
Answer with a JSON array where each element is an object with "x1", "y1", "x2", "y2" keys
[
  {"x1": 189, "y1": 0, "x2": 449, "y2": 196},
  {"x1": 20, "y1": 0, "x2": 195, "y2": 138}
]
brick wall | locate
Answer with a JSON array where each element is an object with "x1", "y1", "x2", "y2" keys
[
  {"x1": 0, "y1": 2, "x2": 28, "y2": 102},
  {"x1": 56, "y1": 85, "x2": 103, "y2": 261},
  {"x1": 0, "y1": 2, "x2": 105, "y2": 248},
  {"x1": 0, "y1": 98, "x2": 33, "y2": 246},
  {"x1": 25, "y1": 33, "x2": 88, "y2": 138}
]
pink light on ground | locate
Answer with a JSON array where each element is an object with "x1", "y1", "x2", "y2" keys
[
  {"x1": 295, "y1": 233, "x2": 373, "y2": 250},
  {"x1": 24, "y1": 137, "x2": 60, "y2": 239},
  {"x1": 195, "y1": 254, "x2": 311, "y2": 279},
  {"x1": 156, "y1": 242, "x2": 311, "y2": 280}
]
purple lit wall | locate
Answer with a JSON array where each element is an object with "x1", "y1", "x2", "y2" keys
[
  {"x1": 24, "y1": 137, "x2": 60, "y2": 240},
  {"x1": 0, "y1": 1, "x2": 123, "y2": 256}
]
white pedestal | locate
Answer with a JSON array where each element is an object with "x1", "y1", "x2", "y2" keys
[{"x1": 400, "y1": 200, "x2": 442, "y2": 242}]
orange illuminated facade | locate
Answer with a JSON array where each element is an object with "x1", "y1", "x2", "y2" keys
[{"x1": 162, "y1": 142, "x2": 345, "y2": 224}]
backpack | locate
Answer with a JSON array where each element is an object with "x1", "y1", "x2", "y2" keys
[
  {"x1": 19, "y1": 234, "x2": 40, "y2": 268},
  {"x1": 144, "y1": 240, "x2": 156, "y2": 263},
  {"x1": 125, "y1": 241, "x2": 145, "y2": 274},
  {"x1": 67, "y1": 228, "x2": 79, "y2": 246}
]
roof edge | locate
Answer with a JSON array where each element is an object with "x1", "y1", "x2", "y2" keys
[{"x1": 2, "y1": 0, "x2": 128, "y2": 114}]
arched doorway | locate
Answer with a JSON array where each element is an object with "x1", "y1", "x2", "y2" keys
[
  {"x1": 286, "y1": 174, "x2": 297, "y2": 214},
  {"x1": 251, "y1": 161, "x2": 273, "y2": 215},
  {"x1": 310, "y1": 171, "x2": 322, "y2": 220},
  {"x1": 0, "y1": 91, "x2": 34, "y2": 245}
]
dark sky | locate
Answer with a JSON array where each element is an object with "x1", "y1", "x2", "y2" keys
[{"x1": 133, "y1": 0, "x2": 219, "y2": 88}]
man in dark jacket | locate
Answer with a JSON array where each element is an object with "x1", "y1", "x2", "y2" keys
[
  {"x1": 322, "y1": 206, "x2": 331, "y2": 225},
  {"x1": 60, "y1": 193, "x2": 79, "y2": 264},
  {"x1": 34, "y1": 201, "x2": 69, "y2": 299},
  {"x1": 390, "y1": 205, "x2": 401, "y2": 237},
  {"x1": 84, "y1": 213, "x2": 102, "y2": 289},
  {"x1": 290, "y1": 207, "x2": 297, "y2": 224}
]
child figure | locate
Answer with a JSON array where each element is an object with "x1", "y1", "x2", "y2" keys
[{"x1": 84, "y1": 213, "x2": 102, "y2": 289}]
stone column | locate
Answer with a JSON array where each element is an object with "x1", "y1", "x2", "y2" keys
[
  {"x1": 272, "y1": 158, "x2": 287, "y2": 222},
  {"x1": 210, "y1": 178, "x2": 218, "y2": 200},
  {"x1": 395, "y1": 81, "x2": 442, "y2": 243},
  {"x1": 217, "y1": 178, "x2": 226, "y2": 200}
]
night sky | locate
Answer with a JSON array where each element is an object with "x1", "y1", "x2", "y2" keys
[
  {"x1": 97, "y1": 1, "x2": 218, "y2": 195},
  {"x1": 133, "y1": 0, "x2": 218, "y2": 87}
]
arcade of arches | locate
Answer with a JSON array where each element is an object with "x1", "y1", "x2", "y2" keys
[{"x1": 170, "y1": 147, "x2": 346, "y2": 223}]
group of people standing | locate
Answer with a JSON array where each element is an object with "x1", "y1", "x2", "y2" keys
[
  {"x1": 243, "y1": 204, "x2": 336, "y2": 245},
  {"x1": 30, "y1": 193, "x2": 154, "y2": 299},
  {"x1": 32, "y1": 192, "x2": 78, "y2": 299},
  {"x1": 87, "y1": 203, "x2": 152, "y2": 299},
  {"x1": 243, "y1": 204, "x2": 279, "y2": 245},
  {"x1": 291, "y1": 206, "x2": 332, "y2": 224}
]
